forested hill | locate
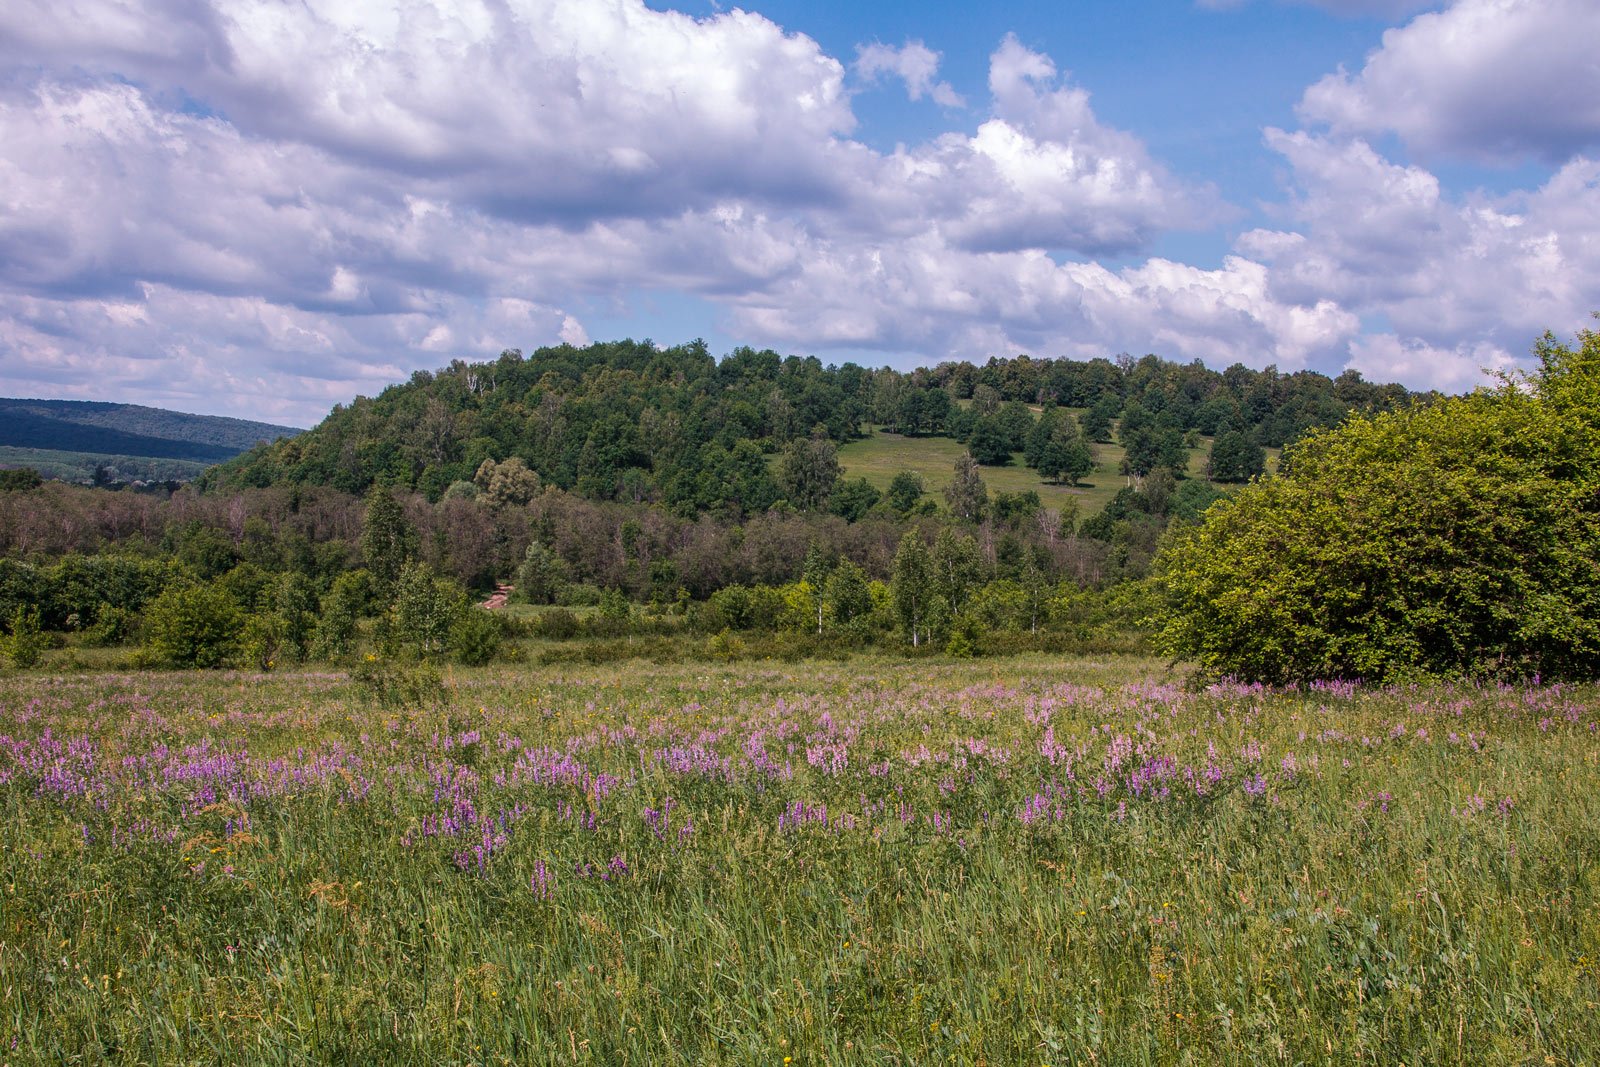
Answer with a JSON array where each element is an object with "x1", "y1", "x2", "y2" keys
[
  {"x1": 207, "y1": 339, "x2": 1426, "y2": 510},
  {"x1": 0, "y1": 398, "x2": 301, "y2": 465}
]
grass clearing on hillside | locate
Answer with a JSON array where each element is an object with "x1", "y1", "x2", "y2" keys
[
  {"x1": 4, "y1": 657, "x2": 1598, "y2": 1063},
  {"x1": 839, "y1": 431, "x2": 1133, "y2": 517},
  {"x1": 839, "y1": 428, "x2": 1277, "y2": 519}
]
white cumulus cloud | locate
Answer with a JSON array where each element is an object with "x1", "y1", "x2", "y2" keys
[
  {"x1": 855, "y1": 40, "x2": 964, "y2": 107},
  {"x1": 1346, "y1": 334, "x2": 1517, "y2": 393},
  {"x1": 5, "y1": 0, "x2": 1589, "y2": 415},
  {"x1": 1298, "y1": 0, "x2": 1600, "y2": 162},
  {"x1": 1253, "y1": 130, "x2": 1600, "y2": 346}
]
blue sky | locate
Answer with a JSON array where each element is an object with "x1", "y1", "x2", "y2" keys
[{"x1": 1, "y1": 0, "x2": 1597, "y2": 424}]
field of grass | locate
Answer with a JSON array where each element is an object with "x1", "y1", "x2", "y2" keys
[
  {"x1": 840, "y1": 429, "x2": 1280, "y2": 520},
  {"x1": 838, "y1": 432, "x2": 1136, "y2": 518},
  {"x1": 4, "y1": 655, "x2": 1598, "y2": 1063}
]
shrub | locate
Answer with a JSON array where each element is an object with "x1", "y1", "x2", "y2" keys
[
  {"x1": 44, "y1": 555, "x2": 178, "y2": 629},
  {"x1": 142, "y1": 583, "x2": 244, "y2": 668},
  {"x1": 0, "y1": 606, "x2": 44, "y2": 669},
  {"x1": 557, "y1": 583, "x2": 603, "y2": 608},
  {"x1": 587, "y1": 589, "x2": 632, "y2": 637},
  {"x1": 704, "y1": 628, "x2": 748, "y2": 660},
  {"x1": 533, "y1": 608, "x2": 581, "y2": 641},
  {"x1": 515, "y1": 541, "x2": 568, "y2": 605},
  {"x1": 238, "y1": 614, "x2": 286, "y2": 671},
  {"x1": 80, "y1": 603, "x2": 134, "y2": 647},
  {"x1": 272, "y1": 572, "x2": 320, "y2": 663},
  {"x1": 350, "y1": 655, "x2": 446, "y2": 709},
  {"x1": 453, "y1": 609, "x2": 503, "y2": 666},
  {"x1": 1154, "y1": 323, "x2": 1600, "y2": 683},
  {"x1": 0, "y1": 467, "x2": 42, "y2": 492},
  {"x1": 944, "y1": 613, "x2": 981, "y2": 658},
  {"x1": 311, "y1": 569, "x2": 377, "y2": 660},
  {"x1": 386, "y1": 563, "x2": 465, "y2": 659}
]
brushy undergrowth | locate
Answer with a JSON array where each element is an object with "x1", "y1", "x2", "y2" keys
[{"x1": 2, "y1": 656, "x2": 1598, "y2": 1064}]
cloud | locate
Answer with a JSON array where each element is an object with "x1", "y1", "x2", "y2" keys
[
  {"x1": 558, "y1": 315, "x2": 591, "y2": 347},
  {"x1": 1346, "y1": 333, "x2": 1516, "y2": 392},
  {"x1": 855, "y1": 40, "x2": 964, "y2": 107},
  {"x1": 0, "y1": 81, "x2": 425, "y2": 309},
  {"x1": 8, "y1": 0, "x2": 1580, "y2": 417},
  {"x1": 1298, "y1": 0, "x2": 1600, "y2": 162},
  {"x1": 0, "y1": 283, "x2": 585, "y2": 425},
  {"x1": 1198, "y1": 0, "x2": 1437, "y2": 16},
  {"x1": 0, "y1": 3, "x2": 1218, "y2": 422},
  {"x1": 0, "y1": 7, "x2": 1197, "y2": 262},
  {"x1": 1239, "y1": 129, "x2": 1600, "y2": 386},
  {"x1": 1252, "y1": 130, "x2": 1600, "y2": 345},
  {"x1": 0, "y1": 0, "x2": 861, "y2": 225},
  {"x1": 863, "y1": 36, "x2": 1215, "y2": 256},
  {"x1": 715, "y1": 220, "x2": 1358, "y2": 376}
]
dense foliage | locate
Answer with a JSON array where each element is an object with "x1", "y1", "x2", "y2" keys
[
  {"x1": 1155, "y1": 324, "x2": 1600, "y2": 683},
  {"x1": 0, "y1": 339, "x2": 1436, "y2": 672},
  {"x1": 206, "y1": 340, "x2": 1418, "y2": 510}
]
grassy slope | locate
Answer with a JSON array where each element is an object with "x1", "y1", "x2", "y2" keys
[
  {"x1": 841, "y1": 426, "x2": 1280, "y2": 518},
  {"x1": 4, "y1": 658, "x2": 1596, "y2": 1064},
  {"x1": 840, "y1": 423, "x2": 1178, "y2": 519},
  {"x1": 838, "y1": 430, "x2": 1129, "y2": 517}
]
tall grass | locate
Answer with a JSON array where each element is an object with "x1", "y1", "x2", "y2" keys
[{"x1": 2, "y1": 657, "x2": 1596, "y2": 1064}]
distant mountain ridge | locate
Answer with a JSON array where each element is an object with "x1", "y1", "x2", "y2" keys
[{"x1": 0, "y1": 398, "x2": 302, "y2": 482}]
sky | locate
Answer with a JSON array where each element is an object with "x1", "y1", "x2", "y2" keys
[{"x1": 1, "y1": 0, "x2": 1598, "y2": 426}]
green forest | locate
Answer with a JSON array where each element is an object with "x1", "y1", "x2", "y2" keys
[{"x1": 3, "y1": 324, "x2": 1596, "y2": 685}]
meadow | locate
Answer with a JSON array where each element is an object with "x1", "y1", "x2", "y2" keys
[
  {"x1": 836, "y1": 431, "x2": 1127, "y2": 516},
  {"x1": 3, "y1": 655, "x2": 1597, "y2": 1064},
  {"x1": 837, "y1": 429, "x2": 1278, "y2": 520}
]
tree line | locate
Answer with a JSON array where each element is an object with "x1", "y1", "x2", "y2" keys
[
  {"x1": 204, "y1": 340, "x2": 1422, "y2": 509},
  {"x1": 0, "y1": 335, "x2": 1455, "y2": 675},
  {"x1": 0, "y1": 474, "x2": 1148, "y2": 670}
]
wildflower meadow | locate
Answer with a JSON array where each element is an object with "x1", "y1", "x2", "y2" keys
[{"x1": 3, "y1": 655, "x2": 1598, "y2": 1064}]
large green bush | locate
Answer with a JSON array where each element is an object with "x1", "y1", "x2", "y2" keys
[
  {"x1": 1154, "y1": 324, "x2": 1600, "y2": 683},
  {"x1": 141, "y1": 583, "x2": 245, "y2": 668},
  {"x1": 451, "y1": 609, "x2": 503, "y2": 666}
]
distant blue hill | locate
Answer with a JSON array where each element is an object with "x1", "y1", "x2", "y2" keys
[{"x1": 0, "y1": 398, "x2": 302, "y2": 482}]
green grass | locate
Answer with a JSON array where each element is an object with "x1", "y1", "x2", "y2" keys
[
  {"x1": 3, "y1": 657, "x2": 1598, "y2": 1063},
  {"x1": 839, "y1": 427, "x2": 1158, "y2": 518},
  {"x1": 838, "y1": 430, "x2": 1134, "y2": 518},
  {"x1": 840, "y1": 428, "x2": 1282, "y2": 519}
]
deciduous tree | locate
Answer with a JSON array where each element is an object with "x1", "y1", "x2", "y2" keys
[
  {"x1": 890, "y1": 531, "x2": 932, "y2": 647},
  {"x1": 1155, "y1": 322, "x2": 1600, "y2": 683},
  {"x1": 943, "y1": 454, "x2": 988, "y2": 522}
]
